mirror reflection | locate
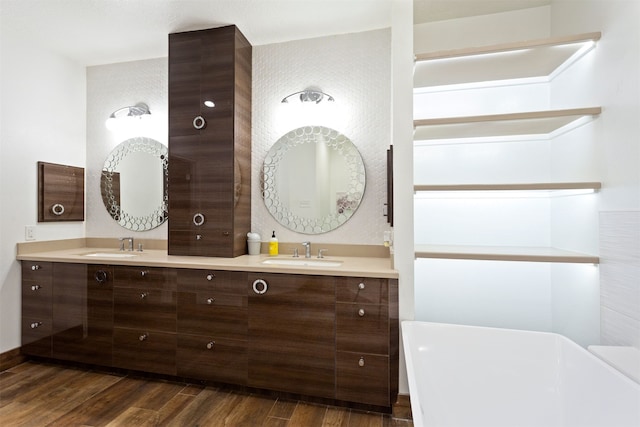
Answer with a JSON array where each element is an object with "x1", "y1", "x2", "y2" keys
[
  {"x1": 262, "y1": 126, "x2": 365, "y2": 234},
  {"x1": 101, "y1": 137, "x2": 168, "y2": 231}
]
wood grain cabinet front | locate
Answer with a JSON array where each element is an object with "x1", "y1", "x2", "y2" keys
[
  {"x1": 176, "y1": 269, "x2": 248, "y2": 383},
  {"x1": 247, "y1": 273, "x2": 336, "y2": 399},
  {"x1": 113, "y1": 266, "x2": 177, "y2": 375},
  {"x1": 335, "y1": 277, "x2": 398, "y2": 408},
  {"x1": 21, "y1": 262, "x2": 53, "y2": 357},
  {"x1": 52, "y1": 263, "x2": 113, "y2": 366}
]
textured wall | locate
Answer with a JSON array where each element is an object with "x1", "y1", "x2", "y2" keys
[
  {"x1": 86, "y1": 58, "x2": 169, "y2": 240},
  {"x1": 600, "y1": 211, "x2": 640, "y2": 348},
  {"x1": 252, "y1": 29, "x2": 392, "y2": 245},
  {"x1": 86, "y1": 30, "x2": 392, "y2": 246}
]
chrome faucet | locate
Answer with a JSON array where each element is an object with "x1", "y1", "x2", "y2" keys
[
  {"x1": 120, "y1": 237, "x2": 134, "y2": 251},
  {"x1": 302, "y1": 241, "x2": 311, "y2": 258}
]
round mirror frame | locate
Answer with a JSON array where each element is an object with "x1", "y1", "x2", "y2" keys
[
  {"x1": 101, "y1": 137, "x2": 169, "y2": 231},
  {"x1": 262, "y1": 126, "x2": 366, "y2": 234}
]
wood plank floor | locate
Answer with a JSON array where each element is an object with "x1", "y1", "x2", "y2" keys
[{"x1": 0, "y1": 361, "x2": 413, "y2": 426}]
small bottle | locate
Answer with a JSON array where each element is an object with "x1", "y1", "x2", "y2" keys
[{"x1": 269, "y1": 230, "x2": 279, "y2": 256}]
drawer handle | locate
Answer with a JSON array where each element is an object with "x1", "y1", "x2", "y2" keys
[
  {"x1": 31, "y1": 285, "x2": 41, "y2": 291},
  {"x1": 206, "y1": 273, "x2": 215, "y2": 281},
  {"x1": 222, "y1": 231, "x2": 230, "y2": 236},
  {"x1": 140, "y1": 292, "x2": 148, "y2": 299},
  {"x1": 140, "y1": 270, "x2": 149, "y2": 277},
  {"x1": 193, "y1": 115, "x2": 206, "y2": 130},
  {"x1": 94, "y1": 270, "x2": 108, "y2": 284},
  {"x1": 252, "y1": 279, "x2": 268, "y2": 295},
  {"x1": 31, "y1": 265, "x2": 40, "y2": 271},
  {"x1": 51, "y1": 203, "x2": 65, "y2": 216},
  {"x1": 206, "y1": 341, "x2": 215, "y2": 350},
  {"x1": 139, "y1": 333, "x2": 148, "y2": 341},
  {"x1": 196, "y1": 234, "x2": 203, "y2": 241},
  {"x1": 358, "y1": 282, "x2": 365, "y2": 290},
  {"x1": 206, "y1": 297, "x2": 215, "y2": 305},
  {"x1": 358, "y1": 308, "x2": 365, "y2": 317},
  {"x1": 193, "y1": 213, "x2": 205, "y2": 226},
  {"x1": 358, "y1": 357, "x2": 365, "y2": 367},
  {"x1": 30, "y1": 322, "x2": 43, "y2": 329}
]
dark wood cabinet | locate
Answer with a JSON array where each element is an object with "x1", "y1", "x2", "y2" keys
[
  {"x1": 21, "y1": 262, "x2": 53, "y2": 357},
  {"x1": 176, "y1": 269, "x2": 248, "y2": 384},
  {"x1": 52, "y1": 263, "x2": 113, "y2": 366},
  {"x1": 113, "y1": 266, "x2": 177, "y2": 375},
  {"x1": 168, "y1": 25, "x2": 252, "y2": 257},
  {"x1": 248, "y1": 273, "x2": 336, "y2": 399},
  {"x1": 21, "y1": 260, "x2": 398, "y2": 410}
]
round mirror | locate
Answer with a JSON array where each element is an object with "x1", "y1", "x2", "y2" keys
[
  {"x1": 262, "y1": 126, "x2": 366, "y2": 234},
  {"x1": 101, "y1": 137, "x2": 168, "y2": 231}
]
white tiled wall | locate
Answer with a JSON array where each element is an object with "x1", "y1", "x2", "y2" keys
[
  {"x1": 600, "y1": 211, "x2": 640, "y2": 348},
  {"x1": 86, "y1": 29, "x2": 392, "y2": 246},
  {"x1": 252, "y1": 29, "x2": 392, "y2": 245}
]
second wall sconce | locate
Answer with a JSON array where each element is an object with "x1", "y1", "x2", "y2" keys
[
  {"x1": 281, "y1": 89, "x2": 335, "y2": 104},
  {"x1": 105, "y1": 102, "x2": 151, "y2": 130}
]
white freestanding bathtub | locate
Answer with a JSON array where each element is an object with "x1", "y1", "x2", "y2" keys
[{"x1": 402, "y1": 321, "x2": 640, "y2": 427}]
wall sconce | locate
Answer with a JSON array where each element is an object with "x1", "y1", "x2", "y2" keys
[
  {"x1": 105, "y1": 102, "x2": 151, "y2": 131},
  {"x1": 281, "y1": 89, "x2": 335, "y2": 104}
]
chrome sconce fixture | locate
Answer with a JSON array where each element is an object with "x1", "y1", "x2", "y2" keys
[
  {"x1": 105, "y1": 102, "x2": 151, "y2": 130},
  {"x1": 281, "y1": 89, "x2": 335, "y2": 104}
]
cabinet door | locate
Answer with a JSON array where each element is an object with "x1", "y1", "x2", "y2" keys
[
  {"x1": 113, "y1": 327, "x2": 176, "y2": 375},
  {"x1": 21, "y1": 262, "x2": 53, "y2": 357},
  {"x1": 113, "y1": 266, "x2": 176, "y2": 332},
  {"x1": 336, "y1": 302, "x2": 389, "y2": 354},
  {"x1": 177, "y1": 334, "x2": 247, "y2": 385},
  {"x1": 177, "y1": 269, "x2": 247, "y2": 338},
  {"x1": 52, "y1": 264, "x2": 113, "y2": 366},
  {"x1": 336, "y1": 352, "x2": 390, "y2": 407},
  {"x1": 248, "y1": 273, "x2": 335, "y2": 399}
]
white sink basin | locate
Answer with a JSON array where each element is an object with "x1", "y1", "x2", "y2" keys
[
  {"x1": 261, "y1": 258, "x2": 343, "y2": 268},
  {"x1": 83, "y1": 252, "x2": 138, "y2": 258}
]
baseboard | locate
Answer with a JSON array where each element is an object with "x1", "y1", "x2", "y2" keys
[
  {"x1": 0, "y1": 348, "x2": 25, "y2": 372},
  {"x1": 393, "y1": 393, "x2": 412, "y2": 420}
]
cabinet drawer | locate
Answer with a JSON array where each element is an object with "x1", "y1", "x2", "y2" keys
[
  {"x1": 114, "y1": 266, "x2": 176, "y2": 290},
  {"x1": 336, "y1": 302, "x2": 389, "y2": 354},
  {"x1": 22, "y1": 261, "x2": 53, "y2": 282},
  {"x1": 177, "y1": 269, "x2": 247, "y2": 294},
  {"x1": 177, "y1": 291, "x2": 247, "y2": 338},
  {"x1": 22, "y1": 281, "x2": 53, "y2": 318},
  {"x1": 21, "y1": 317, "x2": 52, "y2": 358},
  {"x1": 169, "y1": 230, "x2": 234, "y2": 258},
  {"x1": 113, "y1": 328, "x2": 176, "y2": 375},
  {"x1": 114, "y1": 288, "x2": 176, "y2": 331},
  {"x1": 336, "y1": 351, "x2": 390, "y2": 407},
  {"x1": 177, "y1": 334, "x2": 247, "y2": 385},
  {"x1": 336, "y1": 277, "x2": 388, "y2": 304}
]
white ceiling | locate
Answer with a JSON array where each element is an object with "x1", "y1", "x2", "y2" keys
[
  {"x1": 1, "y1": 0, "x2": 551, "y2": 67},
  {"x1": 414, "y1": 0, "x2": 551, "y2": 24}
]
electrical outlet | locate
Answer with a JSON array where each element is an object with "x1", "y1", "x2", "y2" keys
[{"x1": 25, "y1": 226, "x2": 36, "y2": 241}]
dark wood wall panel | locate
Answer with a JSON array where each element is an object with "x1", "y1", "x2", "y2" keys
[{"x1": 38, "y1": 161, "x2": 84, "y2": 222}]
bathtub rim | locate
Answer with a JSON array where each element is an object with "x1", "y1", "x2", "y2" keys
[{"x1": 401, "y1": 320, "x2": 640, "y2": 427}]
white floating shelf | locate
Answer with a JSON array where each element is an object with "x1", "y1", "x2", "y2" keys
[
  {"x1": 413, "y1": 107, "x2": 601, "y2": 142},
  {"x1": 415, "y1": 244, "x2": 600, "y2": 264},
  {"x1": 414, "y1": 182, "x2": 602, "y2": 196},
  {"x1": 414, "y1": 32, "x2": 601, "y2": 91}
]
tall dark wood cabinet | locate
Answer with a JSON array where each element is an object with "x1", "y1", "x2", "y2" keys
[{"x1": 168, "y1": 25, "x2": 252, "y2": 258}]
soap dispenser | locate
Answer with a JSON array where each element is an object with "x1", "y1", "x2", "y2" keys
[{"x1": 269, "y1": 230, "x2": 279, "y2": 256}]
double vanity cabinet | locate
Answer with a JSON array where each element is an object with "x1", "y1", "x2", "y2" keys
[{"x1": 20, "y1": 253, "x2": 398, "y2": 410}]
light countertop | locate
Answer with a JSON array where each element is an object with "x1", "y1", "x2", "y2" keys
[{"x1": 17, "y1": 240, "x2": 397, "y2": 279}]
